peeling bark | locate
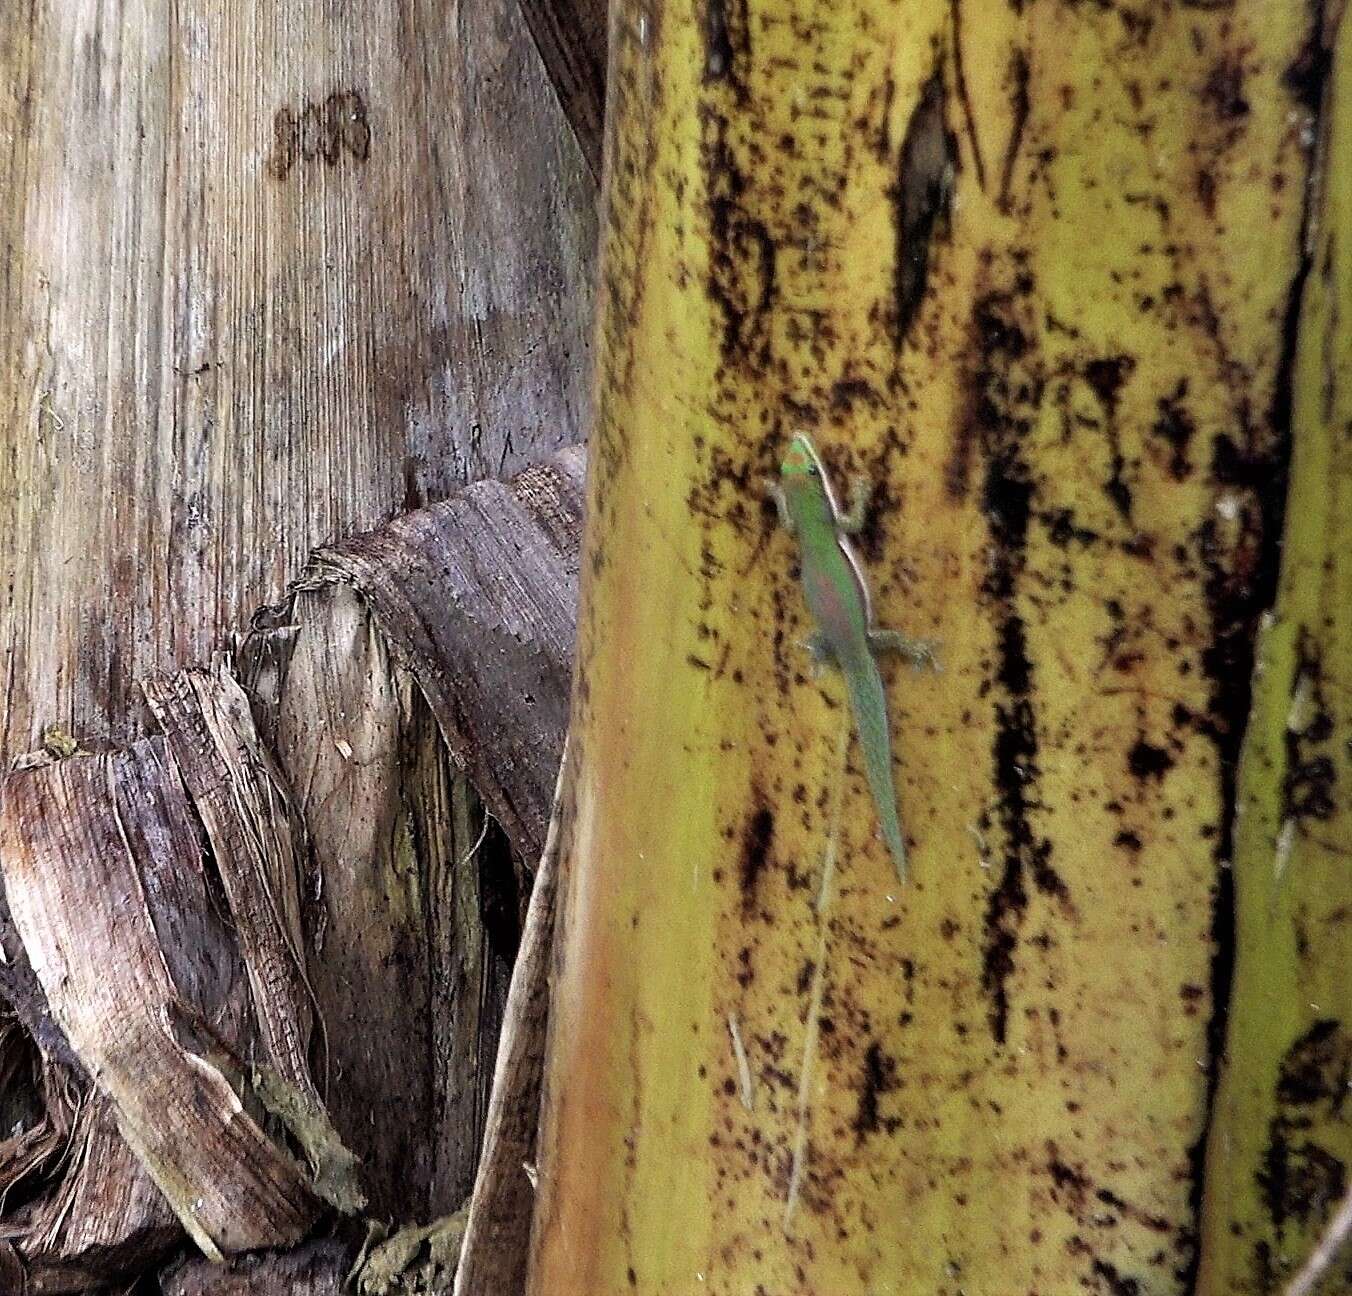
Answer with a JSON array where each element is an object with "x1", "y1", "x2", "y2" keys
[
  {"x1": 161, "y1": 1240, "x2": 351, "y2": 1296},
  {"x1": 0, "y1": 744, "x2": 325, "y2": 1274},
  {"x1": 296, "y1": 446, "x2": 586, "y2": 862},
  {"x1": 0, "y1": 446, "x2": 584, "y2": 1292}
]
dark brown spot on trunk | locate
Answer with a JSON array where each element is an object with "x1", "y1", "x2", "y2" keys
[
  {"x1": 1127, "y1": 739, "x2": 1174, "y2": 782},
  {"x1": 888, "y1": 70, "x2": 956, "y2": 348},
  {"x1": 1285, "y1": 631, "x2": 1339, "y2": 821},
  {"x1": 739, "y1": 801, "x2": 775, "y2": 909},
  {"x1": 852, "y1": 1041, "x2": 898, "y2": 1141},
  {"x1": 1202, "y1": 55, "x2": 1251, "y2": 123},
  {"x1": 1152, "y1": 380, "x2": 1197, "y2": 481},
  {"x1": 1091, "y1": 1259, "x2": 1142, "y2": 1296},
  {"x1": 1277, "y1": 1019, "x2": 1352, "y2": 1109}
]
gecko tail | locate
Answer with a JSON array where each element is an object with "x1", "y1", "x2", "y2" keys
[{"x1": 842, "y1": 650, "x2": 908, "y2": 884}]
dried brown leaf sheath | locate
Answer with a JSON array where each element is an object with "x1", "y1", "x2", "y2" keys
[
  {"x1": 0, "y1": 744, "x2": 320, "y2": 1261},
  {"x1": 0, "y1": 446, "x2": 584, "y2": 1290},
  {"x1": 142, "y1": 667, "x2": 318, "y2": 1100},
  {"x1": 298, "y1": 445, "x2": 585, "y2": 861}
]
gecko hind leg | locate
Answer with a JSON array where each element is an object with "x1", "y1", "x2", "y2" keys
[
  {"x1": 800, "y1": 631, "x2": 835, "y2": 677},
  {"x1": 870, "y1": 629, "x2": 940, "y2": 672}
]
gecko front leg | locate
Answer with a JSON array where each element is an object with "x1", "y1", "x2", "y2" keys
[
  {"x1": 870, "y1": 628, "x2": 941, "y2": 671},
  {"x1": 765, "y1": 479, "x2": 795, "y2": 534},
  {"x1": 838, "y1": 474, "x2": 873, "y2": 535}
]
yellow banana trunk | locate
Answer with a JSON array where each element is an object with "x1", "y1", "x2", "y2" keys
[
  {"x1": 530, "y1": 1, "x2": 1341, "y2": 1293},
  {"x1": 1196, "y1": 7, "x2": 1352, "y2": 1293}
]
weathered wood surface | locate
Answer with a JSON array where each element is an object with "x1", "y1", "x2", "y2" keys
[
  {"x1": 142, "y1": 668, "x2": 317, "y2": 1100},
  {"x1": 0, "y1": 0, "x2": 601, "y2": 1286},
  {"x1": 2, "y1": 1095, "x2": 180, "y2": 1296},
  {"x1": 0, "y1": 445, "x2": 585, "y2": 1290},
  {"x1": 242, "y1": 444, "x2": 585, "y2": 1223},
  {"x1": 297, "y1": 445, "x2": 586, "y2": 862},
  {"x1": 0, "y1": 884, "x2": 79, "y2": 1075},
  {"x1": 242, "y1": 584, "x2": 506, "y2": 1223},
  {"x1": 0, "y1": 736, "x2": 326, "y2": 1288},
  {"x1": 161, "y1": 1240, "x2": 350, "y2": 1296},
  {"x1": 0, "y1": 0, "x2": 596, "y2": 763}
]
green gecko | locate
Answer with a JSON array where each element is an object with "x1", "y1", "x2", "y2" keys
[{"x1": 768, "y1": 433, "x2": 936, "y2": 882}]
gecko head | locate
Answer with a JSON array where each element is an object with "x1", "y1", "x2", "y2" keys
[{"x1": 780, "y1": 433, "x2": 823, "y2": 480}]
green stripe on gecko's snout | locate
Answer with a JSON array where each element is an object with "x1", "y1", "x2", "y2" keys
[{"x1": 780, "y1": 435, "x2": 817, "y2": 477}]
